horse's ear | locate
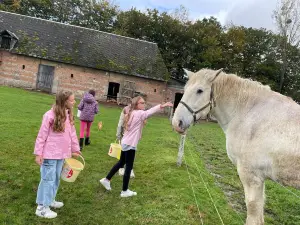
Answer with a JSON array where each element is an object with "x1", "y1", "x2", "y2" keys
[
  {"x1": 183, "y1": 68, "x2": 194, "y2": 79},
  {"x1": 209, "y1": 68, "x2": 223, "y2": 82}
]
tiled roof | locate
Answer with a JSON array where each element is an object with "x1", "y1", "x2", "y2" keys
[{"x1": 0, "y1": 10, "x2": 169, "y2": 81}]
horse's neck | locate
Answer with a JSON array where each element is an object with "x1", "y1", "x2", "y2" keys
[
  {"x1": 210, "y1": 75, "x2": 273, "y2": 131},
  {"x1": 211, "y1": 97, "x2": 236, "y2": 132},
  {"x1": 211, "y1": 94, "x2": 256, "y2": 132}
]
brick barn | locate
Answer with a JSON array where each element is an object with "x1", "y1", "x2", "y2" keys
[{"x1": 0, "y1": 10, "x2": 184, "y2": 108}]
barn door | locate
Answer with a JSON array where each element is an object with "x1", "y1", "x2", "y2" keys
[
  {"x1": 107, "y1": 82, "x2": 120, "y2": 100},
  {"x1": 36, "y1": 64, "x2": 55, "y2": 93}
]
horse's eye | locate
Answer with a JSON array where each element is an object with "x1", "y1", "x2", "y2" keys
[{"x1": 197, "y1": 89, "x2": 203, "y2": 94}]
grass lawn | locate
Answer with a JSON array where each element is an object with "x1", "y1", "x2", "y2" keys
[{"x1": 0, "y1": 86, "x2": 300, "y2": 225}]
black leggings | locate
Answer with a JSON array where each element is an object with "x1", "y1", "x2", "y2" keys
[{"x1": 106, "y1": 150, "x2": 136, "y2": 191}]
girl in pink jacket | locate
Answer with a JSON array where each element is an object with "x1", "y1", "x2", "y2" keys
[
  {"x1": 100, "y1": 96, "x2": 173, "y2": 197},
  {"x1": 34, "y1": 90, "x2": 81, "y2": 219}
]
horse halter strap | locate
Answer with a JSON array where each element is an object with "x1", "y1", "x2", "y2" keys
[
  {"x1": 179, "y1": 69, "x2": 222, "y2": 123},
  {"x1": 180, "y1": 85, "x2": 215, "y2": 123}
]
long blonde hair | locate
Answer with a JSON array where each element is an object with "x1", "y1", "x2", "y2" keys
[
  {"x1": 53, "y1": 90, "x2": 74, "y2": 132},
  {"x1": 123, "y1": 96, "x2": 143, "y2": 131}
]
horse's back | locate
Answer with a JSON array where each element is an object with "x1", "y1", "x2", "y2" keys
[{"x1": 234, "y1": 92, "x2": 300, "y2": 144}]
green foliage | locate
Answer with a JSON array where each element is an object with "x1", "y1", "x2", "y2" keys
[
  {"x1": 15, "y1": 30, "x2": 39, "y2": 54},
  {"x1": 0, "y1": 0, "x2": 20, "y2": 12}
]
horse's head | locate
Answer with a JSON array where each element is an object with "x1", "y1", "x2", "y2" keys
[{"x1": 172, "y1": 68, "x2": 223, "y2": 133}]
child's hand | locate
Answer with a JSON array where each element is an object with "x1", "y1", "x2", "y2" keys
[
  {"x1": 35, "y1": 155, "x2": 43, "y2": 166},
  {"x1": 143, "y1": 119, "x2": 147, "y2": 125},
  {"x1": 161, "y1": 102, "x2": 173, "y2": 108},
  {"x1": 72, "y1": 152, "x2": 81, "y2": 158}
]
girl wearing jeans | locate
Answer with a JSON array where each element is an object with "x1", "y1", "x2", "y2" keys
[{"x1": 34, "y1": 90, "x2": 81, "y2": 218}]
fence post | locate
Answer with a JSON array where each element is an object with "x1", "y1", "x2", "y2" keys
[
  {"x1": 169, "y1": 107, "x2": 173, "y2": 122},
  {"x1": 177, "y1": 134, "x2": 186, "y2": 166}
]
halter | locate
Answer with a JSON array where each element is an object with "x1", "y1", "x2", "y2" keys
[{"x1": 179, "y1": 69, "x2": 222, "y2": 123}]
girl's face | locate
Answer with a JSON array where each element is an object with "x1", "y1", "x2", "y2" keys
[
  {"x1": 67, "y1": 94, "x2": 76, "y2": 109},
  {"x1": 137, "y1": 98, "x2": 146, "y2": 110}
]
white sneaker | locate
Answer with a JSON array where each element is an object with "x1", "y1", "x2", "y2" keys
[
  {"x1": 50, "y1": 200, "x2": 64, "y2": 209},
  {"x1": 119, "y1": 168, "x2": 135, "y2": 178},
  {"x1": 100, "y1": 178, "x2": 111, "y2": 191},
  {"x1": 130, "y1": 170, "x2": 135, "y2": 178},
  {"x1": 119, "y1": 168, "x2": 125, "y2": 176},
  {"x1": 120, "y1": 189, "x2": 137, "y2": 198},
  {"x1": 35, "y1": 206, "x2": 57, "y2": 219}
]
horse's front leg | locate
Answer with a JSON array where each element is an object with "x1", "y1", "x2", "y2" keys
[{"x1": 237, "y1": 163, "x2": 265, "y2": 225}]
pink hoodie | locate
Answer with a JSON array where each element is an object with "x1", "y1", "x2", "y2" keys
[
  {"x1": 34, "y1": 109, "x2": 80, "y2": 159},
  {"x1": 121, "y1": 105, "x2": 162, "y2": 147}
]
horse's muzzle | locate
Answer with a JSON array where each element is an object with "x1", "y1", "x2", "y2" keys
[{"x1": 173, "y1": 123, "x2": 187, "y2": 134}]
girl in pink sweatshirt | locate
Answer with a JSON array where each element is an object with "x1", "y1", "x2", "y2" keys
[
  {"x1": 100, "y1": 96, "x2": 173, "y2": 197},
  {"x1": 34, "y1": 90, "x2": 81, "y2": 218}
]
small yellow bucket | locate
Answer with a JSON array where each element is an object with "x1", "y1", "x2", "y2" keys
[
  {"x1": 61, "y1": 155, "x2": 85, "y2": 182},
  {"x1": 108, "y1": 140, "x2": 121, "y2": 160}
]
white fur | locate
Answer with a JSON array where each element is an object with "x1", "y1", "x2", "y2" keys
[{"x1": 173, "y1": 68, "x2": 300, "y2": 225}]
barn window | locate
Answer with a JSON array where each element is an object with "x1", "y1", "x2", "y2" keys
[
  {"x1": 0, "y1": 30, "x2": 19, "y2": 51},
  {"x1": 71, "y1": 74, "x2": 74, "y2": 78},
  {"x1": 1, "y1": 36, "x2": 11, "y2": 49},
  {"x1": 22, "y1": 65, "x2": 25, "y2": 69}
]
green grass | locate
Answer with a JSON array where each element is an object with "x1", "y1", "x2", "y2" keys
[{"x1": 0, "y1": 86, "x2": 299, "y2": 225}]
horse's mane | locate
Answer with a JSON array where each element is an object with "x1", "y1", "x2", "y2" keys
[
  {"x1": 190, "y1": 69, "x2": 272, "y2": 103},
  {"x1": 215, "y1": 72, "x2": 271, "y2": 100},
  {"x1": 188, "y1": 69, "x2": 296, "y2": 105}
]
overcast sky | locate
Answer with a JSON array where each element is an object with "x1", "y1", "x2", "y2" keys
[{"x1": 116, "y1": 0, "x2": 278, "y2": 31}]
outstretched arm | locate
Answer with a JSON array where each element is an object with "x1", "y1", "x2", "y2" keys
[{"x1": 140, "y1": 102, "x2": 173, "y2": 121}]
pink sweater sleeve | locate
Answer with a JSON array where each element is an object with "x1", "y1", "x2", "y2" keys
[
  {"x1": 34, "y1": 112, "x2": 52, "y2": 156},
  {"x1": 140, "y1": 105, "x2": 162, "y2": 121},
  {"x1": 71, "y1": 124, "x2": 80, "y2": 153}
]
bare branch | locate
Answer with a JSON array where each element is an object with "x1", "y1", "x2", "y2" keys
[{"x1": 273, "y1": 0, "x2": 300, "y2": 46}]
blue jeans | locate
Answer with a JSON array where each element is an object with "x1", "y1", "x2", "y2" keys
[{"x1": 36, "y1": 159, "x2": 64, "y2": 206}]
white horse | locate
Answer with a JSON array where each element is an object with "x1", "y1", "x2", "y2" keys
[{"x1": 172, "y1": 68, "x2": 300, "y2": 225}]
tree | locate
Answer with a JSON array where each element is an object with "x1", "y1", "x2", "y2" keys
[
  {"x1": 273, "y1": 0, "x2": 300, "y2": 47},
  {"x1": 113, "y1": 8, "x2": 151, "y2": 39},
  {"x1": 188, "y1": 17, "x2": 223, "y2": 71},
  {"x1": 113, "y1": 8, "x2": 191, "y2": 80},
  {"x1": 71, "y1": 0, "x2": 119, "y2": 32},
  {"x1": 170, "y1": 5, "x2": 189, "y2": 24},
  {"x1": 273, "y1": 0, "x2": 300, "y2": 93},
  {"x1": 221, "y1": 26, "x2": 285, "y2": 90},
  {"x1": 221, "y1": 25, "x2": 246, "y2": 74},
  {"x1": 279, "y1": 41, "x2": 300, "y2": 100},
  {"x1": 17, "y1": 0, "x2": 54, "y2": 19},
  {"x1": 0, "y1": 0, "x2": 20, "y2": 12},
  {"x1": 8, "y1": 0, "x2": 118, "y2": 31}
]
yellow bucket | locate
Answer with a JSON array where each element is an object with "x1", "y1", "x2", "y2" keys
[
  {"x1": 108, "y1": 140, "x2": 121, "y2": 159},
  {"x1": 61, "y1": 155, "x2": 85, "y2": 182}
]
